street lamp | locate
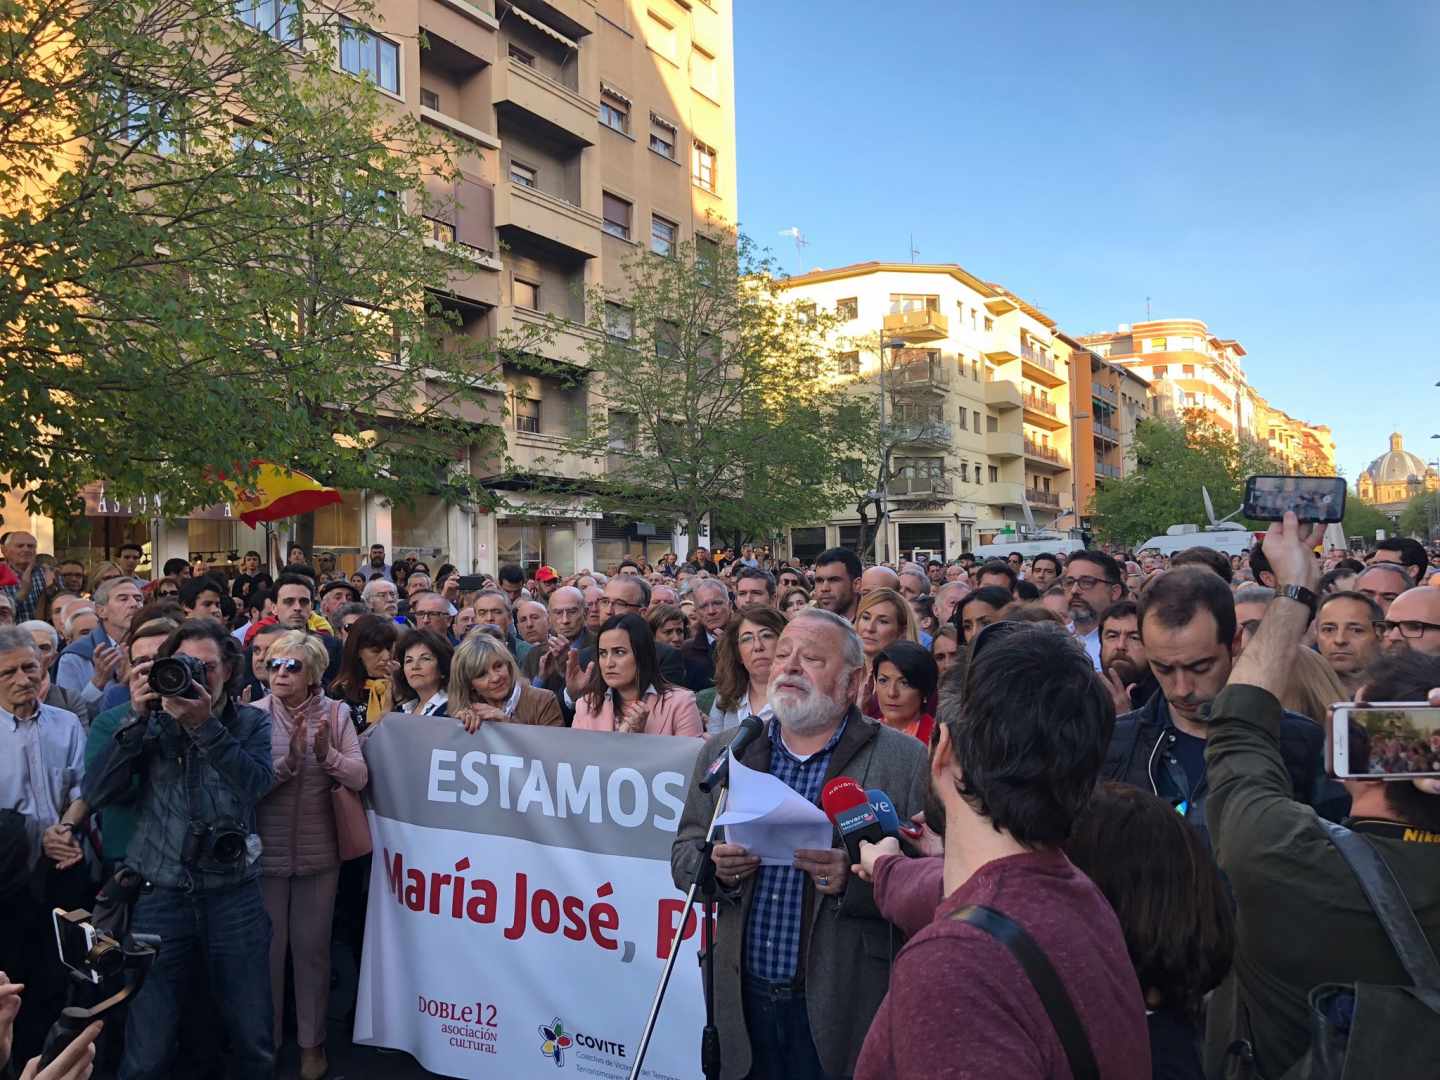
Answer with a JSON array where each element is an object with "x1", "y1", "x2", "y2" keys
[{"x1": 875, "y1": 336, "x2": 906, "y2": 561}]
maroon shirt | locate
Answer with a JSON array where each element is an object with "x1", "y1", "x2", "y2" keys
[{"x1": 856, "y1": 849, "x2": 1150, "y2": 1079}]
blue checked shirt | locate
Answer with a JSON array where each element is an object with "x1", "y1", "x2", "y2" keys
[{"x1": 743, "y1": 717, "x2": 846, "y2": 983}]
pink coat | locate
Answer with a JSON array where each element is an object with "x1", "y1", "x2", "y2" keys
[
  {"x1": 572, "y1": 686, "x2": 704, "y2": 737},
  {"x1": 256, "y1": 694, "x2": 368, "y2": 877}
]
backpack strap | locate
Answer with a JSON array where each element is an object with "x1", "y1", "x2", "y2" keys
[
  {"x1": 951, "y1": 904, "x2": 1099, "y2": 1080},
  {"x1": 1318, "y1": 818, "x2": 1440, "y2": 1010}
]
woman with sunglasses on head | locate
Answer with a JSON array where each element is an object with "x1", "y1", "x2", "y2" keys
[
  {"x1": 573, "y1": 614, "x2": 703, "y2": 736},
  {"x1": 393, "y1": 628, "x2": 454, "y2": 717},
  {"x1": 255, "y1": 630, "x2": 367, "y2": 1080}
]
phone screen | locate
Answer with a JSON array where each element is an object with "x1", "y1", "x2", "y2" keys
[
  {"x1": 52, "y1": 910, "x2": 99, "y2": 982},
  {"x1": 1335, "y1": 705, "x2": 1440, "y2": 778},
  {"x1": 1244, "y1": 475, "x2": 1347, "y2": 522}
]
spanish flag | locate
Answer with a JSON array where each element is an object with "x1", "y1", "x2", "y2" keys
[{"x1": 230, "y1": 463, "x2": 341, "y2": 527}]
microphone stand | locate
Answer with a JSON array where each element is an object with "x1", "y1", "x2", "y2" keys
[{"x1": 628, "y1": 788, "x2": 727, "y2": 1080}]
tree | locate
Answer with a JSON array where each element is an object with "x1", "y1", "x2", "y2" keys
[
  {"x1": 1089, "y1": 411, "x2": 1280, "y2": 545},
  {"x1": 1, "y1": 0, "x2": 535, "y2": 516},
  {"x1": 1341, "y1": 496, "x2": 1396, "y2": 543},
  {"x1": 1398, "y1": 491, "x2": 1440, "y2": 541},
  {"x1": 529, "y1": 232, "x2": 878, "y2": 545}
]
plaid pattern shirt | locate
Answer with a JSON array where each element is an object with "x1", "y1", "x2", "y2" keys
[
  {"x1": 1, "y1": 567, "x2": 48, "y2": 621},
  {"x1": 743, "y1": 716, "x2": 847, "y2": 983}
]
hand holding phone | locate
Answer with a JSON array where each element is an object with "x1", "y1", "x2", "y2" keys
[
  {"x1": 1330, "y1": 702, "x2": 1440, "y2": 780},
  {"x1": 1244, "y1": 475, "x2": 1346, "y2": 523}
]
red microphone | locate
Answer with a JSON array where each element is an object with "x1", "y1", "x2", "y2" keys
[{"x1": 821, "y1": 777, "x2": 887, "y2": 863}]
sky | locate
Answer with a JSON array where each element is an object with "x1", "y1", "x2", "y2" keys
[{"x1": 732, "y1": 0, "x2": 1440, "y2": 483}]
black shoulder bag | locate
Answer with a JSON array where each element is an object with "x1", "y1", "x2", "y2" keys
[{"x1": 950, "y1": 904, "x2": 1099, "y2": 1080}]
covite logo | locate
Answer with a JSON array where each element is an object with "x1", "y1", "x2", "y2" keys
[{"x1": 539, "y1": 1018, "x2": 572, "y2": 1066}]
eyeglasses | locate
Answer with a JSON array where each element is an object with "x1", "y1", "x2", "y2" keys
[
  {"x1": 266, "y1": 657, "x2": 304, "y2": 673},
  {"x1": 1060, "y1": 575, "x2": 1114, "y2": 591},
  {"x1": 1381, "y1": 619, "x2": 1440, "y2": 639},
  {"x1": 598, "y1": 597, "x2": 641, "y2": 613},
  {"x1": 157, "y1": 588, "x2": 178, "y2": 598},
  {"x1": 695, "y1": 600, "x2": 730, "y2": 613},
  {"x1": 414, "y1": 609, "x2": 450, "y2": 621}
]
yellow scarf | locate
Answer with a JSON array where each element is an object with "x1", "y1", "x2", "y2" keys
[{"x1": 366, "y1": 678, "x2": 392, "y2": 723}]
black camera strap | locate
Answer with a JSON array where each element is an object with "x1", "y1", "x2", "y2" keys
[{"x1": 949, "y1": 904, "x2": 1099, "y2": 1080}]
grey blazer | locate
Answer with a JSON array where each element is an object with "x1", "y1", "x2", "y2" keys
[{"x1": 671, "y1": 709, "x2": 928, "y2": 1079}]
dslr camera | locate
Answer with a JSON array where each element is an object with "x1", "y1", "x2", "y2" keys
[
  {"x1": 148, "y1": 653, "x2": 209, "y2": 699},
  {"x1": 182, "y1": 818, "x2": 249, "y2": 868}
]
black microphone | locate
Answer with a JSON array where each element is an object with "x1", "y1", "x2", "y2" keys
[{"x1": 699, "y1": 714, "x2": 765, "y2": 793}]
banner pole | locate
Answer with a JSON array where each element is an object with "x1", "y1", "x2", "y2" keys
[{"x1": 627, "y1": 789, "x2": 727, "y2": 1080}]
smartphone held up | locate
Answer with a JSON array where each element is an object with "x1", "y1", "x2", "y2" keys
[
  {"x1": 1243, "y1": 475, "x2": 1347, "y2": 523},
  {"x1": 1329, "y1": 703, "x2": 1440, "y2": 780}
]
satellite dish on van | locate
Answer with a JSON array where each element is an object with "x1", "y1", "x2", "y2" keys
[{"x1": 1202, "y1": 486, "x2": 1218, "y2": 526}]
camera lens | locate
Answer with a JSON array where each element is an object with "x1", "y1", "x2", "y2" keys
[
  {"x1": 149, "y1": 657, "x2": 193, "y2": 697},
  {"x1": 210, "y1": 830, "x2": 247, "y2": 865}
]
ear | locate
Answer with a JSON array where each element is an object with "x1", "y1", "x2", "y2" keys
[{"x1": 930, "y1": 723, "x2": 957, "y2": 785}]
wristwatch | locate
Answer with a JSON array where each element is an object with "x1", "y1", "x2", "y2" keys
[{"x1": 1275, "y1": 584, "x2": 1318, "y2": 616}]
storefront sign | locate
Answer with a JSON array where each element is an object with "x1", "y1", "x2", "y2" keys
[
  {"x1": 81, "y1": 483, "x2": 235, "y2": 521},
  {"x1": 355, "y1": 715, "x2": 706, "y2": 1079}
]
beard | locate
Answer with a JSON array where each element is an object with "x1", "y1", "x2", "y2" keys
[
  {"x1": 1068, "y1": 598, "x2": 1096, "y2": 623},
  {"x1": 1104, "y1": 655, "x2": 1142, "y2": 686},
  {"x1": 771, "y1": 673, "x2": 846, "y2": 735}
]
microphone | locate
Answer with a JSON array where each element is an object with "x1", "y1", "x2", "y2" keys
[
  {"x1": 699, "y1": 715, "x2": 765, "y2": 793},
  {"x1": 868, "y1": 787, "x2": 924, "y2": 842},
  {"x1": 821, "y1": 777, "x2": 886, "y2": 863}
]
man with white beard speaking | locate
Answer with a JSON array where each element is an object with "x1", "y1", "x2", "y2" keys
[{"x1": 672, "y1": 608, "x2": 928, "y2": 1080}]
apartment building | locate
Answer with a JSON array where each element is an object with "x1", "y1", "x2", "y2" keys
[
  {"x1": 3, "y1": 0, "x2": 739, "y2": 575},
  {"x1": 1061, "y1": 335, "x2": 1150, "y2": 522},
  {"x1": 1250, "y1": 394, "x2": 1336, "y2": 474},
  {"x1": 775, "y1": 263, "x2": 1073, "y2": 563}
]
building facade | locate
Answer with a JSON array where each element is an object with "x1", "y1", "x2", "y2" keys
[
  {"x1": 1062, "y1": 335, "x2": 1151, "y2": 523},
  {"x1": 1357, "y1": 432, "x2": 1439, "y2": 517},
  {"x1": 3, "y1": 0, "x2": 738, "y2": 577},
  {"x1": 776, "y1": 263, "x2": 1073, "y2": 562}
]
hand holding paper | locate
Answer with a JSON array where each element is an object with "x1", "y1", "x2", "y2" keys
[{"x1": 714, "y1": 755, "x2": 833, "y2": 866}]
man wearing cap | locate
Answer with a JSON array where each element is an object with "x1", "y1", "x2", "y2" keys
[
  {"x1": 318, "y1": 578, "x2": 361, "y2": 621},
  {"x1": 532, "y1": 565, "x2": 561, "y2": 600}
]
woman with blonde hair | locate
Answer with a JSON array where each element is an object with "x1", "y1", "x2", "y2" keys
[
  {"x1": 778, "y1": 586, "x2": 811, "y2": 619},
  {"x1": 449, "y1": 631, "x2": 562, "y2": 732},
  {"x1": 256, "y1": 630, "x2": 367, "y2": 1080},
  {"x1": 855, "y1": 587, "x2": 919, "y2": 665},
  {"x1": 1281, "y1": 645, "x2": 1348, "y2": 727},
  {"x1": 89, "y1": 560, "x2": 125, "y2": 593},
  {"x1": 646, "y1": 603, "x2": 688, "y2": 650}
]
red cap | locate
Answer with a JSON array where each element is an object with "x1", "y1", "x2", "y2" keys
[
  {"x1": 243, "y1": 616, "x2": 280, "y2": 649},
  {"x1": 534, "y1": 566, "x2": 559, "y2": 583}
]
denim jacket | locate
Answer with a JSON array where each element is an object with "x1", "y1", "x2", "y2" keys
[{"x1": 86, "y1": 699, "x2": 273, "y2": 891}]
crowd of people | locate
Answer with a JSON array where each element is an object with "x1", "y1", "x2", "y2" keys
[{"x1": 1, "y1": 524, "x2": 1438, "y2": 1079}]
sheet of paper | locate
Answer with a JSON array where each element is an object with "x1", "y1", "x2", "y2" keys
[{"x1": 714, "y1": 754, "x2": 834, "y2": 866}]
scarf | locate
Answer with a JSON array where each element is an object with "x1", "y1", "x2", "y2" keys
[{"x1": 366, "y1": 678, "x2": 392, "y2": 722}]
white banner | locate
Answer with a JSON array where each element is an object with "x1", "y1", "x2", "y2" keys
[{"x1": 354, "y1": 715, "x2": 708, "y2": 1080}]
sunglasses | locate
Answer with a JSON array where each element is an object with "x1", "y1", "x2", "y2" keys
[{"x1": 266, "y1": 657, "x2": 304, "y2": 673}]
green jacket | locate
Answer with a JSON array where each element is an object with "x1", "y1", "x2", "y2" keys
[
  {"x1": 84, "y1": 703, "x2": 140, "y2": 862},
  {"x1": 1204, "y1": 684, "x2": 1440, "y2": 1079}
]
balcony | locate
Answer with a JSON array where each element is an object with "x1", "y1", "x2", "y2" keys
[
  {"x1": 500, "y1": 304, "x2": 600, "y2": 366},
  {"x1": 1024, "y1": 439, "x2": 1068, "y2": 471},
  {"x1": 493, "y1": 55, "x2": 597, "y2": 147},
  {"x1": 890, "y1": 420, "x2": 952, "y2": 447},
  {"x1": 1021, "y1": 347, "x2": 1065, "y2": 389},
  {"x1": 883, "y1": 308, "x2": 949, "y2": 342},
  {"x1": 889, "y1": 474, "x2": 952, "y2": 499},
  {"x1": 1093, "y1": 421, "x2": 1119, "y2": 444},
  {"x1": 889, "y1": 352, "x2": 951, "y2": 395},
  {"x1": 1026, "y1": 488, "x2": 1060, "y2": 508},
  {"x1": 1096, "y1": 462, "x2": 1122, "y2": 480},
  {"x1": 1022, "y1": 393, "x2": 1067, "y2": 431},
  {"x1": 1092, "y1": 382, "x2": 1118, "y2": 406},
  {"x1": 495, "y1": 182, "x2": 601, "y2": 259},
  {"x1": 419, "y1": 0, "x2": 498, "y2": 69},
  {"x1": 984, "y1": 378, "x2": 1021, "y2": 410},
  {"x1": 988, "y1": 481, "x2": 1027, "y2": 508},
  {"x1": 988, "y1": 431, "x2": 1023, "y2": 459},
  {"x1": 506, "y1": 429, "x2": 603, "y2": 479}
]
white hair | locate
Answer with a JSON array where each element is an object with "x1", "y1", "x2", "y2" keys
[
  {"x1": 362, "y1": 577, "x2": 398, "y2": 600},
  {"x1": 63, "y1": 605, "x2": 98, "y2": 638},
  {"x1": 19, "y1": 620, "x2": 58, "y2": 650},
  {"x1": 93, "y1": 576, "x2": 141, "y2": 606},
  {"x1": 787, "y1": 607, "x2": 864, "y2": 672},
  {"x1": 899, "y1": 567, "x2": 931, "y2": 595}
]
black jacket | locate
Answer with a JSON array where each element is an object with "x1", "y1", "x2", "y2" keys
[
  {"x1": 1103, "y1": 689, "x2": 1347, "y2": 849},
  {"x1": 678, "y1": 624, "x2": 717, "y2": 691}
]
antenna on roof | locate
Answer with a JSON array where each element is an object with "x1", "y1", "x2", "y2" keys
[
  {"x1": 909, "y1": 233, "x2": 920, "y2": 263},
  {"x1": 778, "y1": 227, "x2": 809, "y2": 271},
  {"x1": 1146, "y1": 296, "x2": 1152, "y2": 320}
]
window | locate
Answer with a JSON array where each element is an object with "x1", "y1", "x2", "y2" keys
[
  {"x1": 602, "y1": 192, "x2": 632, "y2": 240},
  {"x1": 986, "y1": 414, "x2": 998, "y2": 433},
  {"x1": 696, "y1": 234, "x2": 720, "y2": 285},
  {"x1": 116, "y1": 88, "x2": 181, "y2": 154},
  {"x1": 340, "y1": 20, "x2": 399, "y2": 94},
  {"x1": 649, "y1": 115, "x2": 676, "y2": 160},
  {"x1": 971, "y1": 310, "x2": 977, "y2": 329},
  {"x1": 838, "y1": 351, "x2": 859, "y2": 375},
  {"x1": 692, "y1": 140, "x2": 717, "y2": 191},
  {"x1": 797, "y1": 303, "x2": 816, "y2": 322},
  {"x1": 973, "y1": 410, "x2": 981, "y2": 431},
  {"x1": 509, "y1": 160, "x2": 537, "y2": 188},
  {"x1": 957, "y1": 410, "x2": 967, "y2": 430},
  {"x1": 690, "y1": 46, "x2": 718, "y2": 98},
  {"x1": 420, "y1": 88, "x2": 439, "y2": 110},
  {"x1": 425, "y1": 217, "x2": 455, "y2": 244},
  {"x1": 514, "y1": 396, "x2": 540, "y2": 433},
  {"x1": 888, "y1": 293, "x2": 938, "y2": 315},
  {"x1": 1182, "y1": 364, "x2": 1196, "y2": 376},
  {"x1": 984, "y1": 317, "x2": 993, "y2": 331},
  {"x1": 838, "y1": 460, "x2": 865, "y2": 483},
  {"x1": 599, "y1": 91, "x2": 630, "y2": 134},
  {"x1": 1153, "y1": 365, "x2": 1169, "y2": 378},
  {"x1": 989, "y1": 465, "x2": 999, "y2": 482},
  {"x1": 651, "y1": 214, "x2": 677, "y2": 256},
  {"x1": 836, "y1": 297, "x2": 858, "y2": 320},
  {"x1": 235, "y1": 0, "x2": 300, "y2": 43},
  {"x1": 605, "y1": 302, "x2": 634, "y2": 340},
  {"x1": 513, "y1": 278, "x2": 539, "y2": 310},
  {"x1": 508, "y1": 44, "x2": 535, "y2": 66},
  {"x1": 655, "y1": 320, "x2": 680, "y2": 359},
  {"x1": 960, "y1": 462, "x2": 969, "y2": 483}
]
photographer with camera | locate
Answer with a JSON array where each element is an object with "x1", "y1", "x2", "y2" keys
[
  {"x1": 1204, "y1": 513, "x2": 1440, "y2": 1078},
  {"x1": 85, "y1": 619, "x2": 274, "y2": 1080}
]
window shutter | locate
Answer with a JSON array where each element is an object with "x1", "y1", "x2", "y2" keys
[{"x1": 455, "y1": 175, "x2": 494, "y2": 251}]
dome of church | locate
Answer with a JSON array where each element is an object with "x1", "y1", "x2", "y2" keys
[{"x1": 1362, "y1": 433, "x2": 1433, "y2": 485}]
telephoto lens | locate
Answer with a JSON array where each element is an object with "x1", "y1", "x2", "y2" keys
[{"x1": 148, "y1": 654, "x2": 208, "y2": 699}]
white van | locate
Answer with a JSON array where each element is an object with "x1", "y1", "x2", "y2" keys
[
  {"x1": 1136, "y1": 524, "x2": 1261, "y2": 558},
  {"x1": 970, "y1": 536, "x2": 1085, "y2": 561}
]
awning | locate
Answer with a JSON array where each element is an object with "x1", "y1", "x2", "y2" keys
[
  {"x1": 508, "y1": 5, "x2": 577, "y2": 50},
  {"x1": 599, "y1": 81, "x2": 631, "y2": 105}
]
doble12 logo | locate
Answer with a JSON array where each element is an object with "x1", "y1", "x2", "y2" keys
[{"x1": 538, "y1": 1018, "x2": 573, "y2": 1067}]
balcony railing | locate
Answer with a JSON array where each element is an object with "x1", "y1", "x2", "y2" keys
[
  {"x1": 890, "y1": 475, "x2": 953, "y2": 497},
  {"x1": 1026, "y1": 488, "x2": 1060, "y2": 507},
  {"x1": 1092, "y1": 383, "x2": 1118, "y2": 405},
  {"x1": 1020, "y1": 347, "x2": 1055, "y2": 373},
  {"x1": 882, "y1": 308, "x2": 948, "y2": 341},
  {"x1": 1096, "y1": 462, "x2": 1122, "y2": 480},
  {"x1": 1093, "y1": 421, "x2": 1119, "y2": 442},
  {"x1": 1022, "y1": 393, "x2": 1057, "y2": 417},
  {"x1": 890, "y1": 353, "x2": 951, "y2": 391},
  {"x1": 1024, "y1": 439, "x2": 1067, "y2": 466},
  {"x1": 891, "y1": 420, "x2": 952, "y2": 445}
]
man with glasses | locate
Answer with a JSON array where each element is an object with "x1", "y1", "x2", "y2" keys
[
  {"x1": 680, "y1": 578, "x2": 732, "y2": 691},
  {"x1": 1062, "y1": 550, "x2": 1124, "y2": 671},
  {"x1": 410, "y1": 590, "x2": 455, "y2": 640},
  {"x1": 1315, "y1": 590, "x2": 1384, "y2": 691},
  {"x1": 472, "y1": 589, "x2": 524, "y2": 658},
  {"x1": 523, "y1": 585, "x2": 590, "y2": 686},
  {"x1": 555, "y1": 576, "x2": 685, "y2": 722},
  {"x1": 54, "y1": 559, "x2": 88, "y2": 595},
  {"x1": 1380, "y1": 586, "x2": 1440, "y2": 656},
  {"x1": 363, "y1": 576, "x2": 401, "y2": 620},
  {"x1": 1354, "y1": 562, "x2": 1410, "y2": 616}
]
